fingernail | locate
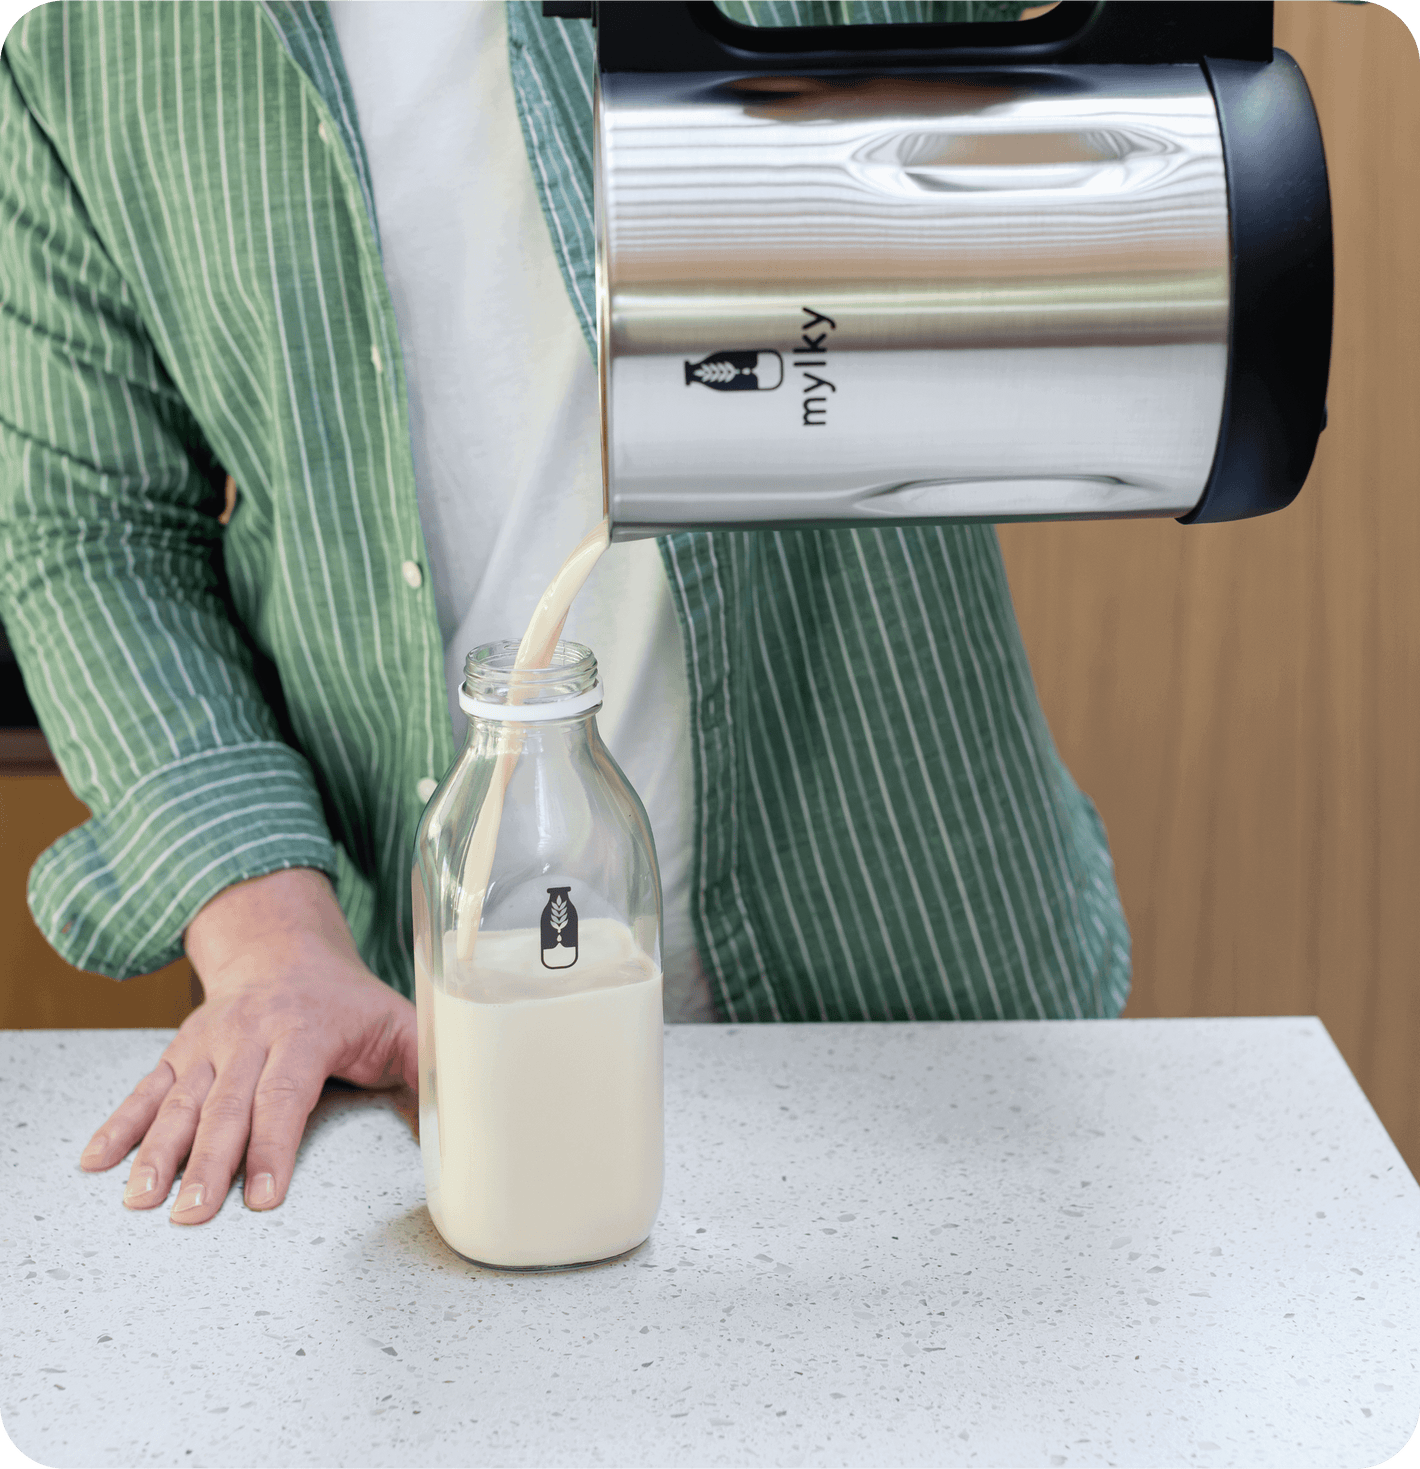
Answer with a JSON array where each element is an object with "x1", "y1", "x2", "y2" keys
[
  {"x1": 247, "y1": 1172, "x2": 277, "y2": 1208},
  {"x1": 171, "y1": 1183, "x2": 206, "y2": 1216},
  {"x1": 81, "y1": 1135, "x2": 108, "y2": 1166},
  {"x1": 123, "y1": 1166, "x2": 157, "y2": 1203}
]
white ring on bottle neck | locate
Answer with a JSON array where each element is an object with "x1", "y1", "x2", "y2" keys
[{"x1": 458, "y1": 681, "x2": 604, "y2": 723}]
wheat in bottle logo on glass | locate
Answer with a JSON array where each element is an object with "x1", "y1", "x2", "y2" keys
[{"x1": 540, "y1": 886, "x2": 579, "y2": 969}]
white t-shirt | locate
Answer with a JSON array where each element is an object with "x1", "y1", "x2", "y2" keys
[{"x1": 329, "y1": 1, "x2": 712, "y2": 1020}]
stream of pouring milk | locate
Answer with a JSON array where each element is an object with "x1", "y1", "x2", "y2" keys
[
  {"x1": 453, "y1": 516, "x2": 610, "y2": 958},
  {"x1": 420, "y1": 514, "x2": 664, "y2": 1268}
]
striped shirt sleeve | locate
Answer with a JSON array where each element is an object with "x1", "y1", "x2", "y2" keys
[{"x1": 0, "y1": 41, "x2": 338, "y2": 980}]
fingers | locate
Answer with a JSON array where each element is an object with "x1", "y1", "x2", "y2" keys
[
  {"x1": 242, "y1": 1042, "x2": 327, "y2": 1211},
  {"x1": 122, "y1": 1060, "x2": 216, "y2": 1211},
  {"x1": 168, "y1": 1042, "x2": 269, "y2": 1225},
  {"x1": 80, "y1": 1060, "x2": 176, "y2": 1172}
]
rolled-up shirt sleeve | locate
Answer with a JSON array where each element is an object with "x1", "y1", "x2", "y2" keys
[{"x1": 0, "y1": 48, "x2": 338, "y2": 980}]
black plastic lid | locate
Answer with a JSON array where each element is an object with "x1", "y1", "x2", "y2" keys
[{"x1": 1182, "y1": 50, "x2": 1333, "y2": 523}]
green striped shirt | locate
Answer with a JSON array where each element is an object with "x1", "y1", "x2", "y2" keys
[{"x1": 0, "y1": 0, "x2": 1128, "y2": 1021}]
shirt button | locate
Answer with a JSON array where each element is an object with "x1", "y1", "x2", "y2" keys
[
  {"x1": 401, "y1": 560, "x2": 423, "y2": 590},
  {"x1": 416, "y1": 777, "x2": 438, "y2": 804},
  {"x1": 370, "y1": 343, "x2": 384, "y2": 374},
  {"x1": 317, "y1": 121, "x2": 331, "y2": 145}
]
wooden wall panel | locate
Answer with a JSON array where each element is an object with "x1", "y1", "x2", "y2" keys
[{"x1": 998, "y1": 1, "x2": 1420, "y2": 1174}]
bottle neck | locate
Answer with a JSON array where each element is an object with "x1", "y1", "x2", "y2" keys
[
  {"x1": 459, "y1": 639, "x2": 602, "y2": 733},
  {"x1": 463, "y1": 710, "x2": 599, "y2": 756}
]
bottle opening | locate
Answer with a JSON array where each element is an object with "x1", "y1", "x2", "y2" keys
[{"x1": 460, "y1": 641, "x2": 602, "y2": 721}]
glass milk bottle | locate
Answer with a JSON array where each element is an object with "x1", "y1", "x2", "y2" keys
[{"x1": 412, "y1": 640, "x2": 664, "y2": 1269}]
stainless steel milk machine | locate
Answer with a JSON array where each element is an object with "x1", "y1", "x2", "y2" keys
[{"x1": 544, "y1": 1, "x2": 1333, "y2": 538}]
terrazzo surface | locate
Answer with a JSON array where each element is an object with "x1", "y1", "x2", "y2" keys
[{"x1": 1, "y1": 1018, "x2": 1417, "y2": 1468}]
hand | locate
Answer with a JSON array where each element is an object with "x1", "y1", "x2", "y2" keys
[{"x1": 77, "y1": 867, "x2": 417, "y2": 1224}]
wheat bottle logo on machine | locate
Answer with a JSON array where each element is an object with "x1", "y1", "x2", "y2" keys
[
  {"x1": 684, "y1": 350, "x2": 783, "y2": 392},
  {"x1": 540, "y1": 887, "x2": 579, "y2": 969}
]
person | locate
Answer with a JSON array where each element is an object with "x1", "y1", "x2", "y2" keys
[{"x1": 0, "y1": 0, "x2": 1129, "y2": 1227}]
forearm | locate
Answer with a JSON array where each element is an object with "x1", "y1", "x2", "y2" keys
[
  {"x1": 2, "y1": 73, "x2": 341, "y2": 977},
  {"x1": 187, "y1": 868, "x2": 364, "y2": 993}
]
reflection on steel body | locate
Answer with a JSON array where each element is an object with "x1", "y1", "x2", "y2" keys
[{"x1": 597, "y1": 68, "x2": 1230, "y2": 536}]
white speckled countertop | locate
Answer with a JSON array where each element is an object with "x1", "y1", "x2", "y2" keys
[{"x1": 2, "y1": 1018, "x2": 1417, "y2": 1469}]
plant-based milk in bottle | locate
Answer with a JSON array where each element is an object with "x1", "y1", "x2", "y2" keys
[{"x1": 412, "y1": 636, "x2": 664, "y2": 1269}]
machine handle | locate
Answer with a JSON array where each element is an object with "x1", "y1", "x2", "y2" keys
[{"x1": 592, "y1": 2, "x2": 1274, "y2": 73}]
